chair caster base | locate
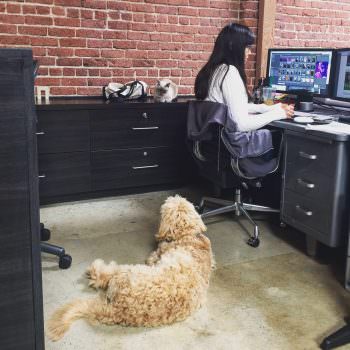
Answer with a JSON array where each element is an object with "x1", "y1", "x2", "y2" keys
[
  {"x1": 59, "y1": 254, "x2": 72, "y2": 269},
  {"x1": 247, "y1": 237, "x2": 260, "y2": 248},
  {"x1": 41, "y1": 228, "x2": 51, "y2": 241},
  {"x1": 195, "y1": 205, "x2": 204, "y2": 214}
]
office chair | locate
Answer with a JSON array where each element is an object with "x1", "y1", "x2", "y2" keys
[
  {"x1": 188, "y1": 101, "x2": 282, "y2": 248},
  {"x1": 40, "y1": 223, "x2": 72, "y2": 269}
]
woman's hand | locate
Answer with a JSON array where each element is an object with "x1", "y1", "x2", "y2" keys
[{"x1": 280, "y1": 103, "x2": 294, "y2": 119}]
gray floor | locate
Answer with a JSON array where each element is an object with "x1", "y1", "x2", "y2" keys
[{"x1": 41, "y1": 189, "x2": 350, "y2": 350}]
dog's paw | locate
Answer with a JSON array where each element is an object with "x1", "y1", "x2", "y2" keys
[
  {"x1": 86, "y1": 259, "x2": 105, "y2": 289},
  {"x1": 146, "y1": 252, "x2": 159, "y2": 265}
]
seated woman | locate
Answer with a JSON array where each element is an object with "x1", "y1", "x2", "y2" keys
[{"x1": 194, "y1": 23, "x2": 294, "y2": 132}]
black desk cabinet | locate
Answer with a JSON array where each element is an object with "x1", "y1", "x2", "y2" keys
[
  {"x1": 0, "y1": 49, "x2": 44, "y2": 349},
  {"x1": 36, "y1": 99, "x2": 192, "y2": 203},
  {"x1": 281, "y1": 130, "x2": 349, "y2": 247}
]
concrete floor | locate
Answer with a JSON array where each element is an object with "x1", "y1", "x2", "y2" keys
[{"x1": 41, "y1": 188, "x2": 350, "y2": 350}]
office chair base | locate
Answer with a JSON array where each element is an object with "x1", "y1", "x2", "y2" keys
[
  {"x1": 40, "y1": 223, "x2": 50, "y2": 241},
  {"x1": 320, "y1": 321, "x2": 350, "y2": 350},
  {"x1": 247, "y1": 237, "x2": 260, "y2": 247},
  {"x1": 41, "y1": 242, "x2": 72, "y2": 269},
  {"x1": 199, "y1": 191, "x2": 279, "y2": 248}
]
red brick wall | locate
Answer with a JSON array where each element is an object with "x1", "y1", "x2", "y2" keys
[
  {"x1": 274, "y1": 0, "x2": 350, "y2": 48},
  {"x1": 240, "y1": 0, "x2": 259, "y2": 88},
  {"x1": 0, "y1": 0, "x2": 240, "y2": 96}
]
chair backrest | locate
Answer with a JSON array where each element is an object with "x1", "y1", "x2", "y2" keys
[{"x1": 187, "y1": 100, "x2": 283, "y2": 187}]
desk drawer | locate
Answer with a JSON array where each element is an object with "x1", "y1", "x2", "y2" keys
[
  {"x1": 36, "y1": 110, "x2": 90, "y2": 154},
  {"x1": 285, "y1": 134, "x2": 336, "y2": 177},
  {"x1": 91, "y1": 147, "x2": 185, "y2": 190},
  {"x1": 284, "y1": 170, "x2": 332, "y2": 201},
  {"x1": 90, "y1": 106, "x2": 187, "y2": 150},
  {"x1": 282, "y1": 190, "x2": 336, "y2": 245},
  {"x1": 38, "y1": 152, "x2": 90, "y2": 197}
]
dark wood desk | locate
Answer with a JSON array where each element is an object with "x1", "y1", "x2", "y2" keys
[{"x1": 36, "y1": 97, "x2": 194, "y2": 204}]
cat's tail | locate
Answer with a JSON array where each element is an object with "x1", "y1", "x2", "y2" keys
[{"x1": 46, "y1": 297, "x2": 112, "y2": 341}]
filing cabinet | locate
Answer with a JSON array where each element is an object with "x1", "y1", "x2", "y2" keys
[
  {"x1": 281, "y1": 130, "x2": 349, "y2": 247},
  {"x1": 36, "y1": 99, "x2": 191, "y2": 203}
]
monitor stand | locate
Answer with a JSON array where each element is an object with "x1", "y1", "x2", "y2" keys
[{"x1": 287, "y1": 90, "x2": 313, "y2": 111}]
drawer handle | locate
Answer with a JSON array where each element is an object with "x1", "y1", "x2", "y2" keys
[
  {"x1": 132, "y1": 127, "x2": 159, "y2": 130},
  {"x1": 38, "y1": 174, "x2": 46, "y2": 179},
  {"x1": 142, "y1": 112, "x2": 148, "y2": 119},
  {"x1": 297, "y1": 178, "x2": 315, "y2": 189},
  {"x1": 299, "y1": 151, "x2": 317, "y2": 160},
  {"x1": 295, "y1": 204, "x2": 313, "y2": 216},
  {"x1": 36, "y1": 131, "x2": 45, "y2": 135},
  {"x1": 132, "y1": 165, "x2": 159, "y2": 170}
]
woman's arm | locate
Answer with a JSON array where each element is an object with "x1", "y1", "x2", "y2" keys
[
  {"x1": 248, "y1": 103, "x2": 280, "y2": 114},
  {"x1": 221, "y1": 66, "x2": 287, "y2": 131}
]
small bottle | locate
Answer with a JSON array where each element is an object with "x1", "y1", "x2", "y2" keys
[{"x1": 253, "y1": 77, "x2": 264, "y2": 104}]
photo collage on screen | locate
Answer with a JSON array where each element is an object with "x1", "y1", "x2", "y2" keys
[{"x1": 277, "y1": 55, "x2": 325, "y2": 85}]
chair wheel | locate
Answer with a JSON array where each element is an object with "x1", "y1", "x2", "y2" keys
[
  {"x1": 195, "y1": 205, "x2": 204, "y2": 214},
  {"x1": 59, "y1": 254, "x2": 72, "y2": 269},
  {"x1": 247, "y1": 237, "x2": 260, "y2": 248},
  {"x1": 40, "y1": 228, "x2": 51, "y2": 241}
]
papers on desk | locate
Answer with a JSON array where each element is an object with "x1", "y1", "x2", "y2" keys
[{"x1": 305, "y1": 121, "x2": 350, "y2": 135}]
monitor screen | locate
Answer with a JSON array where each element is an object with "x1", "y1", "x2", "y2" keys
[
  {"x1": 266, "y1": 49, "x2": 334, "y2": 96},
  {"x1": 333, "y1": 49, "x2": 350, "y2": 101}
]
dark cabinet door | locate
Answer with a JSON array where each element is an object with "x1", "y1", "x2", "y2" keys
[
  {"x1": 37, "y1": 110, "x2": 90, "y2": 154},
  {"x1": 0, "y1": 49, "x2": 44, "y2": 350},
  {"x1": 91, "y1": 147, "x2": 186, "y2": 190},
  {"x1": 90, "y1": 105, "x2": 188, "y2": 150},
  {"x1": 39, "y1": 152, "x2": 91, "y2": 197}
]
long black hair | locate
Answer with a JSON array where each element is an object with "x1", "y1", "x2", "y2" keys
[{"x1": 194, "y1": 23, "x2": 255, "y2": 100}]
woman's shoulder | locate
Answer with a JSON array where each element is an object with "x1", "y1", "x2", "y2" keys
[
  {"x1": 214, "y1": 64, "x2": 240, "y2": 78},
  {"x1": 226, "y1": 64, "x2": 240, "y2": 75}
]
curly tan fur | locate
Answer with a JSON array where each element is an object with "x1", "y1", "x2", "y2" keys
[{"x1": 47, "y1": 195, "x2": 214, "y2": 341}]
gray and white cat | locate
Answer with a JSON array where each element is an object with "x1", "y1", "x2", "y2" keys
[{"x1": 153, "y1": 79, "x2": 178, "y2": 102}]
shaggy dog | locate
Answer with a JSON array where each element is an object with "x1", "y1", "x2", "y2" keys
[{"x1": 47, "y1": 195, "x2": 214, "y2": 341}]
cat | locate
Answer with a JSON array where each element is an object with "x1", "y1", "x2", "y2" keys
[{"x1": 153, "y1": 79, "x2": 178, "y2": 103}]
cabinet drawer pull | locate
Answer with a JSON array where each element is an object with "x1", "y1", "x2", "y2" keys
[
  {"x1": 142, "y1": 112, "x2": 148, "y2": 119},
  {"x1": 299, "y1": 151, "x2": 317, "y2": 160},
  {"x1": 132, "y1": 127, "x2": 159, "y2": 130},
  {"x1": 295, "y1": 204, "x2": 313, "y2": 216},
  {"x1": 38, "y1": 174, "x2": 46, "y2": 179},
  {"x1": 297, "y1": 178, "x2": 315, "y2": 188},
  {"x1": 132, "y1": 164, "x2": 159, "y2": 170},
  {"x1": 36, "y1": 131, "x2": 45, "y2": 135}
]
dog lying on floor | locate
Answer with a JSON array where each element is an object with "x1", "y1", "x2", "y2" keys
[{"x1": 47, "y1": 195, "x2": 215, "y2": 341}]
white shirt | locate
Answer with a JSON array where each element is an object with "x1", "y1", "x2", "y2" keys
[{"x1": 206, "y1": 64, "x2": 286, "y2": 132}]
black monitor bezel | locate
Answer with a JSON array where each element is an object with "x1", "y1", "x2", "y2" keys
[
  {"x1": 332, "y1": 48, "x2": 350, "y2": 102},
  {"x1": 266, "y1": 48, "x2": 336, "y2": 98}
]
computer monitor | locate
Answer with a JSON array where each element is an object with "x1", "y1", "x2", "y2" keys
[
  {"x1": 333, "y1": 49, "x2": 350, "y2": 101},
  {"x1": 266, "y1": 48, "x2": 334, "y2": 97}
]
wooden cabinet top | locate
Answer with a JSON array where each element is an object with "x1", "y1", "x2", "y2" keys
[{"x1": 36, "y1": 96, "x2": 194, "y2": 111}]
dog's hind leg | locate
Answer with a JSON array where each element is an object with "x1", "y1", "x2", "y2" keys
[{"x1": 86, "y1": 259, "x2": 118, "y2": 290}]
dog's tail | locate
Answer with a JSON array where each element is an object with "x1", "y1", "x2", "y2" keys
[{"x1": 46, "y1": 297, "x2": 110, "y2": 341}]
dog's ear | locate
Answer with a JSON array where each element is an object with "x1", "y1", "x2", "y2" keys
[{"x1": 156, "y1": 195, "x2": 206, "y2": 241}]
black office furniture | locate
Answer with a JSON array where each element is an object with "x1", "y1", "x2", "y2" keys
[
  {"x1": 271, "y1": 120, "x2": 350, "y2": 254},
  {"x1": 35, "y1": 98, "x2": 193, "y2": 204},
  {"x1": 0, "y1": 49, "x2": 44, "y2": 349},
  {"x1": 187, "y1": 101, "x2": 281, "y2": 247},
  {"x1": 40, "y1": 223, "x2": 72, "y2": 269}
]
